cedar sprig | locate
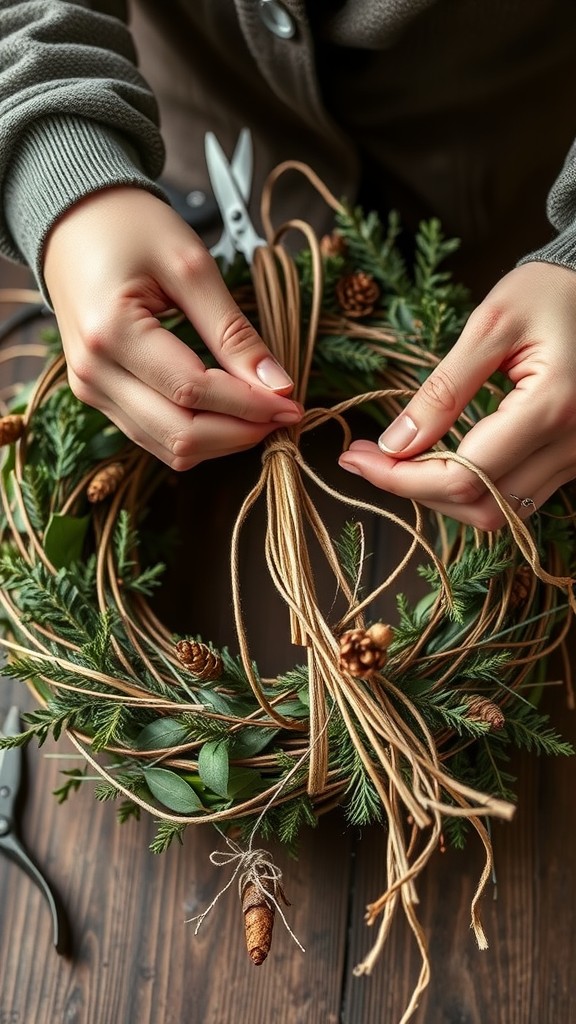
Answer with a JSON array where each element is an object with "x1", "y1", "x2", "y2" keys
[
  {"x1": 315, "y1": 333, "x2": 387, "y2": 382},
  {"x1": 113, "y1": 509, "x2": 166, "y2": 594},
  {"x1": 150, "y1": 820, "x2": 187, "y2": 854},
  {"x1": 0, "y1": 556, "x2": 97, "y2": 640},
  {"x1": 19, "y1": 463, "x2": 52, "y2": 532},
  {"x1": 333, "y1": 520, "x2": 367, "y2": 597},
  {"x1": 53, "y1": 768, "x2": 88, "y2": 804},
  {"x1": 502, "y1": 700, "x2": 575, "y2": 757},
  {"x1": 330, "y1": 711, "x2": 383, "y2": 826},
  {"x1": 334, "y1": 205, "x2": 410, "y2": 294},
  {"x1": 90, "y1": 702, "x2": 129, "y2": 753}
]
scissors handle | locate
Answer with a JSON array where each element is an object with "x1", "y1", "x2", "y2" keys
[
  {"x1": 0, "y1": 826, "x2": 68, "y2": 953},
  {"x1": 1, "y1": 703, "x2": 70, "y2": 954}
]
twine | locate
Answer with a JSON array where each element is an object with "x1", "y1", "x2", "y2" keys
[{"x1": 1, "y1": 166, "x2": 575, "y2": 1024}]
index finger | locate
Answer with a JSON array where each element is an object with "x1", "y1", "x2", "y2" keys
[{"x1": 156, "y1": 245, "x2": 294, "y2": 394}]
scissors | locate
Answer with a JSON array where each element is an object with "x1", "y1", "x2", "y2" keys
[
  {"x1": 205, "y1": 128, "x2": 266, "y2": 268},
  {"x1": 0, "y1": 704, "x2": 68, "y2": 953}
]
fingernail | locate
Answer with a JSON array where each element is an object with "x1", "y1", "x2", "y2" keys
[
  {"x1": 378, "y1": 414, "x2": 418, "y2": 453},
  {"x1": 273, "y1": 407, "x2": 302, "y2": 424},
  {"x1": 256, "y1": 357, "x2": 294, "y2": 390},
  {"x1": 339, "y1": 458, "x2": 363, "y2": 477}
]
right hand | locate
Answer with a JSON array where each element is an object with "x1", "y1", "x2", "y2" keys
[{"x1": 43, "y1": 186, "x2": 302, "y2": 470}]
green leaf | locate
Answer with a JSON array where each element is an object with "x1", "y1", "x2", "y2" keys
[
  {"x1": 144, "y1": 767, "x2": 203, "y2": 813},
  {"x1": 43, "y1": 512, "x2": 90, "y2": 568},
  {"x1": 230, "y1": 727, "x2": 279, "y2": 758},
  {"x1": 198, "y1": 738, "x2": 230, "y2": 797},
  {"x1": 137, "y1": 718, "x2": 190, "y2": 752},
  {"x1": 226, "y1": 766, "x2": 261, "y2": 799}
]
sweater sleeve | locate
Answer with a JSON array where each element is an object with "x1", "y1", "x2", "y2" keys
[
  {"x1": 519, "y1": 139, "x2": 576, "y2": 271},
  {"x1": 0, "y1": 0, "x2": 167, "y2": 283}
]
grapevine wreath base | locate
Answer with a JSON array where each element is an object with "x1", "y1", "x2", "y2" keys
[{"x1": 1, "y1": 163, "x2": 575, "y2": 1023}]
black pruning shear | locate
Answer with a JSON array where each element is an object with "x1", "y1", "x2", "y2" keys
[{"x1": 0, "y1": 704, "x2": 69, "y2": 954}]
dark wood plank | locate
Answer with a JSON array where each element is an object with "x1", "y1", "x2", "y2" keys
[
  {"x1": 342, "y1": 671, "x2": 576, "y2": 1024},
  {"x1": 1, "y1": 253, "x2": 576, "y2": 1024}
]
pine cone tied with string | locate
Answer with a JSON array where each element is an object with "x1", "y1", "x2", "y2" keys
[
  {"x1": 87, "y1": 462, "x2": 125, "y2": 503},
  {"x1": 175, "y1": 639, "x2": 223, "y2": 680},
  {"x1": 241, "y1": 876, "x2": 276, "y2": 966},
  {"x1": 465, "y1": 695, "x2": 505, "y2": 731},
  {"x1": 335, "y1": 270, "x2": 381, "y2": 318},
  {"x1": 338, "y1": 623, "x2": 394, "y2": 679},
  {"x1": 0, "y1": 414, "x2": 24, "y2": 446}
]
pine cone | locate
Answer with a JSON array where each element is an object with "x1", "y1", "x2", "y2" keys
[
  {"x1": 335, "y1": 271, "x2": 380, "y2": 318},
  {"x1": 87, "y1": 462, "x2": 125, "y2": 503},
  {"x1": 0, "y1": 414, "x2": 24, "y2": 447},
  {"x1": 338, "y1": 623, "x2": 394, "y2": 679},
  {"x1": 175, "y1": 639, "x2": 223, "y2": 680},
  {"x1": 465, "y1": 695, "x2": 505, "y2": 731},
  {"x1": 509, "y1": 565, "x2": 533, "y2": 610},
  {"x1": 320, "y1": 231, "x2": 347, "y2": 258},
  {"x1": 241, "y1": 878, "x2": 276, "y2": 966}
]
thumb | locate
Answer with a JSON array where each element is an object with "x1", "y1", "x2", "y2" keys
[{"x1": 377, "y1": 318, "x2": 505, "y2": 457}]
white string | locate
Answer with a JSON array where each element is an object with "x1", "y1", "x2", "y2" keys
[
  {"x1": 187, "y1": 832, "x2": 305, "y2": 952},
  {"x1": 187, "y1": 705, "x2": 336, "y2": 952}
]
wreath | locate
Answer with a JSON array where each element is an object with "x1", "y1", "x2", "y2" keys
[{"x1": 0, "y1": 164, "x2": 574, "y2": 1024}]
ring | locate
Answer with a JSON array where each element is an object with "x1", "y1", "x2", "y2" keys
[{"x1": 510, "y1": 493, "x2": 537, "y2": 512}]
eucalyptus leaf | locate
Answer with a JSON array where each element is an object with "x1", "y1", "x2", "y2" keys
[
  {"x1": 230, "y1": 727, "x2": 279, "y2": 758},
  {"x1": 198, "y1": 739, "x2": 230, "y2": 797},
  {"x1": 226, "y1": 766, "x2": 261, "y2": 799},
  {"x1": 137, "y1": 718, "x2": 190, "y2": 752},
  {"x1": 43, "y1": 512, "x2": 90, "y2": 569},
  {"x1": 144, "y1": 767, "x2": 203, "y2": 813}
]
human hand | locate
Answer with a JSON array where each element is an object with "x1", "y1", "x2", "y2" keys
[
  {"x1": 43, "y1": 187, "x2": 302, "y2": 470},
  {"x1": 338, "y1": 261, "x2": 576, "y2": 530}
]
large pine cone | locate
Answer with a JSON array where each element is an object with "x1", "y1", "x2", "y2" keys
[
  {"x1": 338, "y1": 623, "x2": 393, "y2": 679},
  {"x1": 320, "y1": 231, "x2": 347, "y2": 258},
  {"x1": 335, "y1": 271, "x2": 381, "y2": 318},
  {"x1": 175, "y1": 639, "x2": 223, "y2": 680},
  {"x1": 0, "y1": 414, "x2": 24, "y2": 446},
  {"x1": 87, "y1": 462, "x2": 125, "y2": 503},
  {"x1": 464, "y1": 695, "x2": 505, "y2": 731}
]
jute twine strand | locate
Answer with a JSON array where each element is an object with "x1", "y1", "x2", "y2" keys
[{"x1": 0, "y1": 167, "x2": 575, "y2": 1023}]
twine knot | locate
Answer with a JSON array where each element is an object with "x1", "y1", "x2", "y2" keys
[
  {"x1": 261, "y1": 432, "x2": 301, "y2": 465},
  {"x1": 187, "y1": 833, "x2": 305, "y2": 953}
]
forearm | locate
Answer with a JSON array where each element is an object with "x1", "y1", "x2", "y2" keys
[
  {"x1": 519, "y1": 138, "x2": 576, "y2": 271},
  {"x1": 0, "y1": 0, "x2": 166, "y2": 284}
]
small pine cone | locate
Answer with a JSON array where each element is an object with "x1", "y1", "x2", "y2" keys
[
  {"x1": 509, "y1": 565, "x2": 533, "y2": 610},
  {"x1": 175, "y1": 639, "x2": 222, "y2": 680},
  {"x1": 0, "y1": 414, "x2": 24, "y2": 447},
  {"x1": 338, "y1": 623, "x2": 393, "y2": 679},
  {"x1": 465, "y1": 695, "x2": 505, "y2": 731},
  {"x1": 87, "y1": 462, "x2": 125, "y2": 503},
  {"x1": 319, "y1": 231, "x2": 347, "y2": 258},
  {"x1": 335, "y1": 271, "x2": 381, "y2": 318},
  {"x1": 241, "y1": 878, "x2": 276, "y2": 966}
]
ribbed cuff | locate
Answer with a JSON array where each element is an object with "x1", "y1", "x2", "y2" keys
[
  {"x1": 3, "y1": 114, "x2": 167, "y2": 302},
  {"x1": 518, "y1": 219, "x2": 576, "y2": 272}
]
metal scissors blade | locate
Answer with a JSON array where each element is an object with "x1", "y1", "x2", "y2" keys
[
  {"x1": 0, "y1": 704, "x2": 69, "y2": 953},
  {"x1": 206, "y1": 130, "x2": 265, "y2": 266}
]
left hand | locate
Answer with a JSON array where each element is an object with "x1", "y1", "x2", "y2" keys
[{"x1": 338, "y1": 261, "x2": 576, "y2": 530}]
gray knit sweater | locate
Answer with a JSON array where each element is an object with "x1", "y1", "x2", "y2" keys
[{"x1": 2, "y1": 0, "x2": 576, "y2": 290}]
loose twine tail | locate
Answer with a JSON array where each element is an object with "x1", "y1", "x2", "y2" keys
[{"x1": 226, "y1": 162, "x2": 575, "y2": 1019}]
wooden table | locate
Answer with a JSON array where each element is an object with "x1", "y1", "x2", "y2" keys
[{"x1": 1, "y1": 260, "x2": 575, "y2": 1024}]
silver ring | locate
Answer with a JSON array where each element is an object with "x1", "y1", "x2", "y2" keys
[{"x1": 510, "y1": 493, "x2": 537, "y2": 511}]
